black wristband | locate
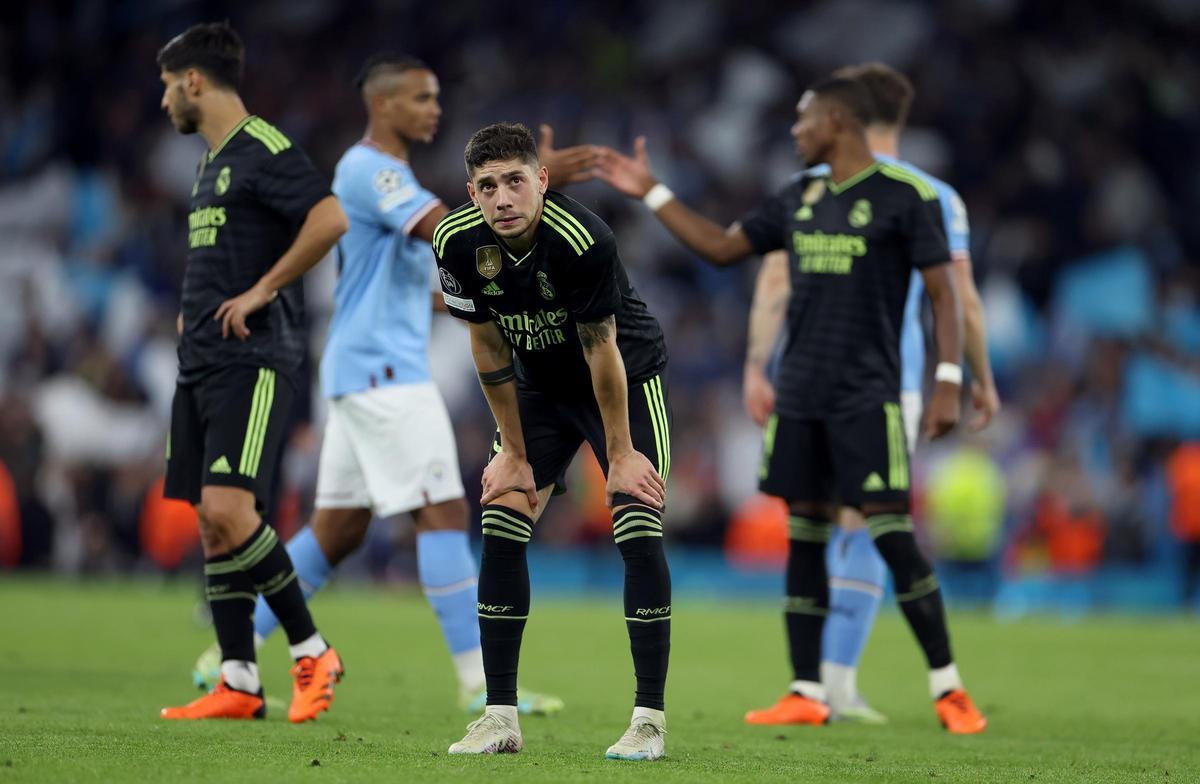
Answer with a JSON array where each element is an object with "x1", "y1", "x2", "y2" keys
[{"x1": 478, "y1": 366, "x2": 515, "y2": 386}]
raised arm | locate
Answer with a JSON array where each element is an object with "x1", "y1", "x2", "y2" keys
[
  {"x1": 743, "y1": 250, "x2": 791, "y2": 426},
  {"x1": 216, "y1": 194, "x2": 348, "y2": 339},
  {"x1": 469, "y1": 320, "x2": 538, "y2": 510},
  {"x1": 577, "y1": 316, "x2": 665, "y2": 508},
  {"x1": 597, "y1": 138, "x2": 755, "y2": 266},
  {"x1": 920, "y1": 263, "x2": 964, "y2": 440},
  {"x1": 539, "y1": 124, "x2": 603, "y2": 187}
]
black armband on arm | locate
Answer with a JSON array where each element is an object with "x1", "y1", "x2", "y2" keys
[{"x1": 478, "y1": 366, "x2": 516, "y2": 386}]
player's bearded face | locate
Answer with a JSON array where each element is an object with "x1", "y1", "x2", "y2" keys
[
  {"x1": 791, "y1": 91, "x2": 829, "y2": 164},
  {"x1": 468, "y1": 159, "x2": 548, "y2": 243},
  {"x1": 160, "y1": 73, "x2": 201, "y2": 134}
]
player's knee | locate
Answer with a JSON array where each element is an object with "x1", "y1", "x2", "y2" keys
[
  {"x1": 837, "y1": 505, "x2": 867, "y2": 531},
  {"x1": 197, "y1": 488, "x2": 255, "y2": 544},
  {"x1": 197, "y1": 525, "x2": 224, "y2": 555},
  {"x1": 312, "y1": 507, "x2": 372, "y2": 565},
  {"x1": 488, "y1": 490, "x2": 544, "y2": 522},
  {"x1": 413, "y1": 497, "x2": 469, "y2": 533}
]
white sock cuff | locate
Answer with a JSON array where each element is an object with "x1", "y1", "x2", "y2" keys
[
  {"x1": 453, "y1": 648, "x2": 486, "y2": 693},
  {"x1": 821, "y1": 662, "x2": 857, "y2": 699},
  {"x1": 929, "y1": 663, "x2": 963, "y2": 699},
  {"x1": 788, "y1": 679, "x2": 827, "y2": 702},
  {"x1": 221, "y1": 659, "x2": 260, "y2": 693},
  {"x1": 486, "y1": 704, "x2": 519, "y2": 724},
  {"x1": 288, "y1": 632, "x2": 328, "y2": 660},
  {"x1": 632, "y1": 706, "x2": 666, "y2": 728}
]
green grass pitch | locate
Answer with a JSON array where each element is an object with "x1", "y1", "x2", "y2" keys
[{"x1": 1, "y1": 577, "x2": 1196, "y2": 783}]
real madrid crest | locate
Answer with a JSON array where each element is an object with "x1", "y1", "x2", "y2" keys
[
  {"x1": 536, "y1": 270, "x2": 555, "y2": 300},
  {"x1": 476, "y1": 245, "x2": 502, "y2": 279},
  {"x1": 215, "y1": 166, "x2": 232, "y2": 196},
  {"x1": 848, "y1": 199, "x2": 872, "y2": 228}
]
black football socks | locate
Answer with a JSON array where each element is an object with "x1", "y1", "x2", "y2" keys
[
  {"x1": 868, "y1": 514, "x2": 953, "y2": 669},
  {"x1": 228, "y1": 522, "x2": 319, "y2": 648},
  {"x1": 477, "y1": 505, "x2": 534, "y2": 707},
  {"x1": 613, "y1": 504, "x2": 672, "y2": 711},
  {"x1": 784, "y1": 516, "x2": 833, "y2": 688}
]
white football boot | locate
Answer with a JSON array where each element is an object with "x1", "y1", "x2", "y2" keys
[
  {"x1": 605, "y1": 709, "x2": 666, "y2": 761},
  {"x1": 448, "y1": 707, "x2": 523, "y2": 754}
]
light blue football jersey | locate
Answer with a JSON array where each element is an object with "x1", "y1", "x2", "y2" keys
[
  {"x1": 322, "y1": 143, "x2": 440, "y2": 398},
  {"x1": 872, "y1": 154, "x2": 970, "y2": 392}
]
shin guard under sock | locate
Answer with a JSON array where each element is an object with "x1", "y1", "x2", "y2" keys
[
  {"x1": 204, "y1": 552, "x2": 256, "y2": 664},
  {"x1": 869, "y1": 514, "x2": 953, "y2": 669},
  {"x1": 478, "y1": 505, "x2": 533, "y2": 707},
  {"x1": 253, "y1": 526, "x2": 331, "y2": 641},
  {"x1": 229, "y1": 522, "x2": 317, "y2": 646},
  {"x1": 784, "y1": 516, "x2": 832, "y2": 685},
  {"x1": 613, "y1": 504, "x2": 672, "y2": 711}
]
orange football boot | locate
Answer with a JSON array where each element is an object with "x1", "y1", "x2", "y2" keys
[
  {"x1": 744, "y1": 693, "x2": 830, "y2": 725},
  {"x1": 935, "y1": 689, "x2": 987, "y2": 734},
  {"x1": 288, "y1": 647, "x2": 344, "y2": 723},
  {"x1": 161, "y1": 679, "x2": 265, "y2": 720}
]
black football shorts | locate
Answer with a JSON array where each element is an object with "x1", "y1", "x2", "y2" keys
[
  {"x1": 488, "y1": 371, "x2": 672, "y2": 508},
  {"x1": 758, "y1": 401, "x2": 911, "y2": 510},
  {"x1": 165, "y1": 364, "x2": 294, "y2": 513}
]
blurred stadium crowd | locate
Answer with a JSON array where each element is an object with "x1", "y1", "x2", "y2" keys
[{"x1": 1, "y1": 0, "x2": 1198, "y2": 608}]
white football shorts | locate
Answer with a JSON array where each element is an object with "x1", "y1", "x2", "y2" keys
[{"x1": 315, "y1": 382, "x2": 465, "y2": 516}]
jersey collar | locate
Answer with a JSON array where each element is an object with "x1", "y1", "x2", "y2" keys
[
  {"x1": 207, "y1": 115, "x2": 255, "y2": 162},
  {"x1": 358, "y1": 138, "x2": 413, "y2": 166},
  {"x1": 826, "y1": 161, "x2": 881, "y2": 195}
]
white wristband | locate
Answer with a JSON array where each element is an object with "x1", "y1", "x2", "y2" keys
[
  {"x1": 935, "y1": 362, "x2": 963, "y2": 386},
  {"x1": 642, "y1": 183, "x2": 675, "y2": 212}
]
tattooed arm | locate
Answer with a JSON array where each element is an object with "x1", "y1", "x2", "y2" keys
[{"x1": 577, "y1": 316, "x2": 664, "y2": 508}]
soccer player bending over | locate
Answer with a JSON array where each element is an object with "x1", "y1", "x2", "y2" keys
[
  {"x1": 598, "y1": 78, "x2": 987, "y2": 734},
  {"x1": 157, "y1": 22, "x2": 347, "y2": 722},
  {"x1": 437, "y1": 123, "x2": 674, "y2": 759},
  {"x1": 189, "y1": 53, "x2": 598, "y2": 716}
]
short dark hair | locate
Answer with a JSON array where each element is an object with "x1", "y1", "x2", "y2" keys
[
  {"x1": 833, "y1": 62, "x2": 914, "y2": 128},
  {"x1": 157, "y1": 21, "x2": 244, "y2": 90},
  {"x1": 464, "y1": 122, "x2": 539, "y2": 177},
  {"x1": 354, "y1": 52, "x2": 430, "y2": 91},
  {"x1": 808, "y1": 77, "x2": 874, "y2": 127}
]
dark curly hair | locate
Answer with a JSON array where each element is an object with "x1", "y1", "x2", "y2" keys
[{"x1": 464, "y1": 122, "x2": 539, "y2": 177}]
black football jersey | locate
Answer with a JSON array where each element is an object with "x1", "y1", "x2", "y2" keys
[
  {"x1": 178, "y1": 115, "x2": 330, "y2": 383},
  {"x1": 435, "y1": 190, "x2": 667, "y2": 399},
  {"x1": 740, "y1": 161, "x2": 951, "y2": 418}
]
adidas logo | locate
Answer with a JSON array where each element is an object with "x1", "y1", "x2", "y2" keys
[
  {"x1": 481, "y1": 281, "x2": 504, "y2": 296},
  {"x1": 209, "y1": 455, "x2": 232, "y2": 474},
  {"x1": 862, "y1": 472, "x2": 885, "y2": 491}
]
